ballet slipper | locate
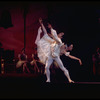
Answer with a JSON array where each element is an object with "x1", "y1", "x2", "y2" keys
[
  {"x1": 46, "y1": 79, "x2": 51, "y2": 83},
  {"x1": 69, "y1": 80, "x2": 75, "y2": 83}
]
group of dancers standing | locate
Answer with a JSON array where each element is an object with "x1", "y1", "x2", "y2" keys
[{"x1": 35, "y1": 18, "x2": 82, "y2": 83}]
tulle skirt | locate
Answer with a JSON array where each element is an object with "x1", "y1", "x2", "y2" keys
[
  {"x1": 16, "y1": 61, "x2": 26, "y2": 68},
  {"x1": 37, "y1": 34, "x2": 52, "y2": 65}
]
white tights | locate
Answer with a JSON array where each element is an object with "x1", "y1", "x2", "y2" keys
[{"x1": 45, "y1": 56, "x2": 72, "y2": 82}]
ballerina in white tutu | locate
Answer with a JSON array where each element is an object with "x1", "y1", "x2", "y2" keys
[{"x1": 16, "y1": 49, "x2": 30, "y2": 73}]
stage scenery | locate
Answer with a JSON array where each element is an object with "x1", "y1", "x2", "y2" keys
[{"x1": 0, "y1": 1, "x2": 100, "y2": 99}]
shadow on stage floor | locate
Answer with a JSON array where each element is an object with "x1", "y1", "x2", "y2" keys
[{"x1": 0, "y1": 73, "x2": 100, "y2": 99}]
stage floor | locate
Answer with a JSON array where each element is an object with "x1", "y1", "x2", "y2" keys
[
  {"x1": 0, "y1": 73, "x2": 99, "y2": 99},
  {"x1": 0, "y1": 73, "x2": 100, "y2": 84}
]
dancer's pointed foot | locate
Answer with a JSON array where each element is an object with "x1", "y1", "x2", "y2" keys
[
  {"x1": 46, "y1": 79, "x2": 50, "y2": 83},
  {"x1": 69, "y1": 80, "x2": 75, "y2": 83}
]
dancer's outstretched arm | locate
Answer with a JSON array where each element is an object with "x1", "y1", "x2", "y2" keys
[
  {"x1": 64, "y1": 52, "x2": 82, "y2": 65},
  {"x1": 39, "y1": 18, "x2": 47, "y2": 35},
  {"x1": 68, "y1": 55, "x2": 82, "y2": 65},
  {"x1": 39, "y1": 18, "x2": 61, "y2": 44},
  {"x1": 39, "y1": 18, "x2": 55, "y2": 44}
]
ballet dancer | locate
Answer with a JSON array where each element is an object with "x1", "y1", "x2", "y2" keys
[{"x1": 35, "y1": 18, "x2": 82, "y2": 83}]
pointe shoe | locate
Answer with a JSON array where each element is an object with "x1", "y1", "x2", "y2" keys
[
  {"x1": 69, "y1": 80, "x2": 75, "y2": 83},
  {"x1": 46, "y1": 80, "x2": 51, "y2": 83}
]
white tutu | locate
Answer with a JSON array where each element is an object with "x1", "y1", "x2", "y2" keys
[
  {"x1": 35, "y1": 26, "x2": 63, "y2": 64},
  {"x1": 16, "y1": 60, "x2": 26, "y2": 68},
  {"x1": 37, "y1": 34, "x2": 54, "y2": 64}
]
